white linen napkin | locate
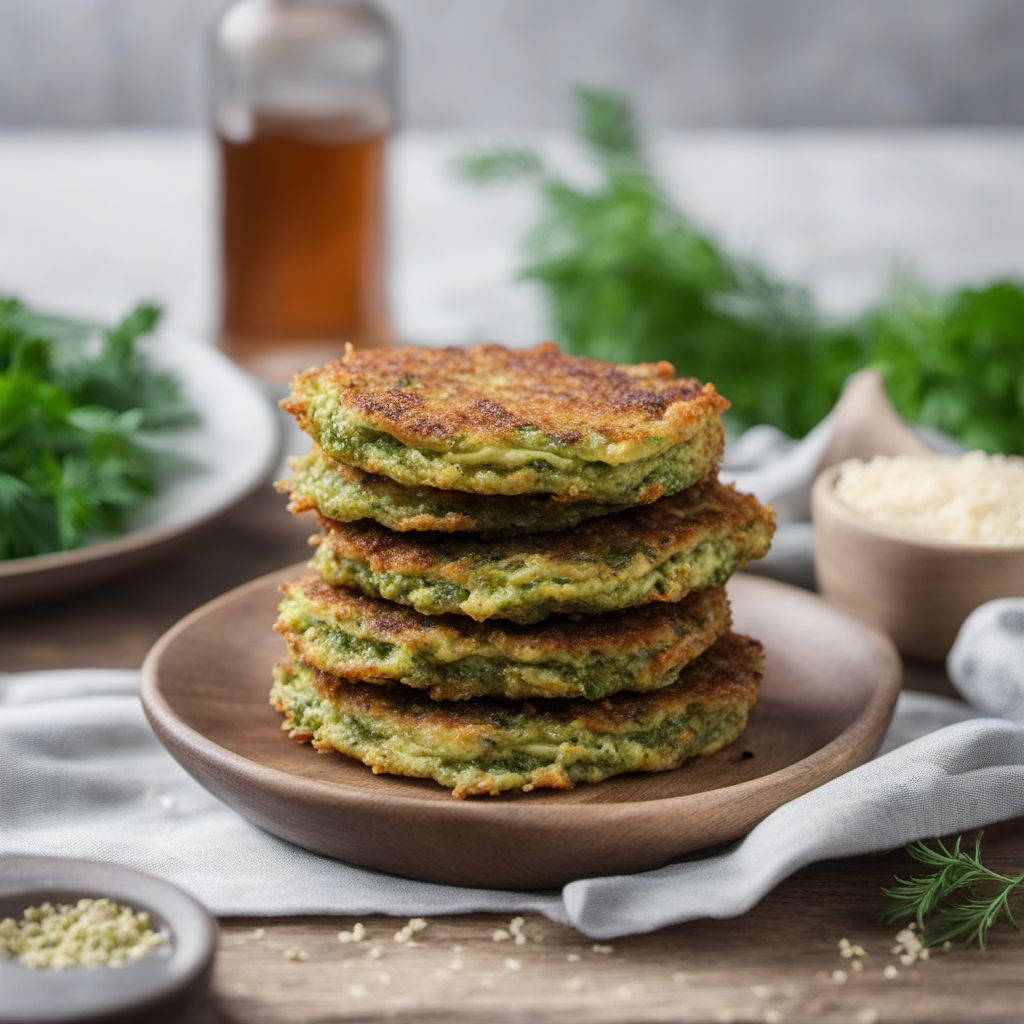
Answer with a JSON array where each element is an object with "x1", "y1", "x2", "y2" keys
[{"x1": 2, "y1": 603, "x2": 1023, "y2": 938}]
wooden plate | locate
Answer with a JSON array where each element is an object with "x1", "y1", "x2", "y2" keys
[{"x1": 141, "y1": 567, "x2": 900, "y2": 890}]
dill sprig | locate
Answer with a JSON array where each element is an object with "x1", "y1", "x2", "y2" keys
[{"x1": 882, "y1": 836, "x2": 1024, "y2": 950}]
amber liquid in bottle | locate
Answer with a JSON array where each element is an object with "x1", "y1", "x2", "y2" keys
[{"x1": 218, "y1": 114, "x2": 391, "y2": 376}]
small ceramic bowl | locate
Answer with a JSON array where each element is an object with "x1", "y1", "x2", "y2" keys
[
  {"x1": 0, "y1": 858, "x2": 216, "y2": 1024},
  {"x1": 812, "y1": 463, "x2": 1024, "y2": 662}
]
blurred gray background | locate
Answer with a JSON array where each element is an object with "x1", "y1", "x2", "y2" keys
[{"x1": 1, "y1": 0, "x2": 1023, "y2": 129}]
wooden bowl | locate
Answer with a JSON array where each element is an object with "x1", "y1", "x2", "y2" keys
[
  {"x1": 141, "y1": 565, "x2": 900, "y2": 890},
  {"x1": 812, "y1": 463, "x2": 1024, "y2": 662}
]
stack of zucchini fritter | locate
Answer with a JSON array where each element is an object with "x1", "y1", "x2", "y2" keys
[{"x1": 273, "y1": 344, "x2": 775, "y2": 797}]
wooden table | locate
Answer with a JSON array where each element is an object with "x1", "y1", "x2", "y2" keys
[{"x1": 4, "y1": 486, "x2": 1022, "y2": 1023}]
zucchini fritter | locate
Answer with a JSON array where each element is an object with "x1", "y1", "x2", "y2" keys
[
  {"x1": 281, "y1": 343, "x2": 727, "y2": 502},
  {"x1": 270, "y1": 633, "x2": 763, "y2": 797},
  {"x1": 282, "y1": 447, "x2": 637, "y2": 535},
  {"x1": 276, "y1": 576, "x2": 732, "y2": 701},
  {"x1": 311, "y1": 478, "x2": 774, "y2": 623}
]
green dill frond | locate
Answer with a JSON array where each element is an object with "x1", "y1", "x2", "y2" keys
[
  {"x1": 882, "y1": 836, "x2": 1024, "y2": 950},
  {"x1": 452, "y1": 146, "x2": 547, "y2": 185},
  {"x1": 574, "y1": 85, "x2": 646, "y2": 173}
]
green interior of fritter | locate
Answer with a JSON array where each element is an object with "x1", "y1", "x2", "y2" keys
[
  {"x1": 278, "y1": 594, "x2": 682, "y2": 700},
  {"x1": 271, "y1": 663, "x2": 750, "y2": 796},
  {"x1": 302, "y1": 396, "x2": 722, "y2": 502},
  {"x1": 312, "y1": 518, "x2": 769, "y2": 624},
  {"x1": 287, "y1": 449, "x2": 634, "y2": 535}
]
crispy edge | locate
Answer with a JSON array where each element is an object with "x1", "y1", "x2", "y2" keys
[{"x1": 281, "y1": 343, "x2": 729, "y2": 452}]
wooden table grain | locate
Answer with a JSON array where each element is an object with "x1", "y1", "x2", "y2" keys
[{"x1": 4, "y1": 487, "x2": 1022, "y2": 1024}]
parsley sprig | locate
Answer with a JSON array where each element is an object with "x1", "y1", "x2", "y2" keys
[
  {"x1": 0, "y1": 298, "x2": 195, "y2": 560},
  {"x1": 883, "y1": 836, "x2": 1024, "y2": 949},
  {"x1": 456, "y1": 87, "x2": 1024, "y2": 451}
]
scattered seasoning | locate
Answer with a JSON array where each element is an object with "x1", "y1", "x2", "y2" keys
[
  {"x1": 0, "y1": 898, "x2": 165, "y2": 970},
  {"x1": 851, "y1": 960, "x2": 864, "y2": 973},
  {"x1": 831, "y1": 969, "x2": 848, "y2": 985},
  {"x1": 891, "y1": 925, "x2": 930, "y2": 965},
  {"x1": 508, "y1": 916, "x2": 528, "y2": 945},
  {"x1": 394, "y1": 917, "x2": 428, "y2": 944},
  {"x1": 337, "y1": 922, "x2": 366, "y2": 944},
  {"x1": 251, "y1": 927, "x2": 266, "y2": 940},
  {"x1": 838, "y1": 937, "x2": 868, "y2": 959},
  {"x1": 504, "y1": 958, "x2": 522, "y2": 972},
  {"x1": 366, "y1": 944, "x2": 383, "y2": 959},
  {"x1": 492, "y1": 929, "x2": 511, "y2": 942},
  {"x1": 143, "y1": 789, "x2": 178, "y2": 813},
  {"x1": 283, "y1": 947, "x2": 308, "y2": 962},
  {"x1": 591, "y1": 943, "x2": 614, "y2": 955},
  {"x1": 566, "y1": 953, "x2": 581, "y2": 963},
  {"x1": 883, "y1": 965, "x2": 899, "y2": 979}
]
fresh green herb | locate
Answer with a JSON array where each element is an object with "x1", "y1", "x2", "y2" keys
[
  {"x1": 882, "y1": 836, "x2": 1023, "y2": 949},
  {"x1": 0, "y1": 298, "x2": 195, "y2": 560},
  {"x1": 456, "y1": 87, "x2": 1024, "y2": 451}
]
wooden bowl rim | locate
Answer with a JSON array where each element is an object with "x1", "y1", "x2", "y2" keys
[
  {"x1": 141, "y1": 565, "x2": 901, "y2": 823},
  {"x1": 813, "y1": 462, "x2": 1024, "y2": 556}
]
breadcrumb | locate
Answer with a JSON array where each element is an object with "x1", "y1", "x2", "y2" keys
[
  {"x1": 337, "y1": 922, "x2": 366, "y2": 944},
  {"x1": 892, "y1": 926, "x2": 929, "y2": 966},
  {"x1": 394, "y1": 917, "x2": 428, "y2": 944}
]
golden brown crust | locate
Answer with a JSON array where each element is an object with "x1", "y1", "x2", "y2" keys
[
  {"x1": 283, "y1": 343, "x2": 729, "y2": 451},
  {"x1": 316, "y1": 477, "x2": 773, "y2": 575},
  {"x1": 277, "y1": 576, "x2": 730, "y2": 659},
  {"x1": 306, "y1": 633, "x2": 763, "y2": 734}
]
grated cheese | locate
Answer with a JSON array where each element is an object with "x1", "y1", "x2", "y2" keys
[{"x1": 834, "y1": 452, "x2": 1024, "y2": 545}]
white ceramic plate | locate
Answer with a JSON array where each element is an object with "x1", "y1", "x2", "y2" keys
[{"x1": 0, "y1": 333, "x2": 280, "y2": 607}]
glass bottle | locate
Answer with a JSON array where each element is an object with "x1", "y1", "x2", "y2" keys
[{"x1": 210, "y1": 0, "x2": 397, "y2": 379}]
